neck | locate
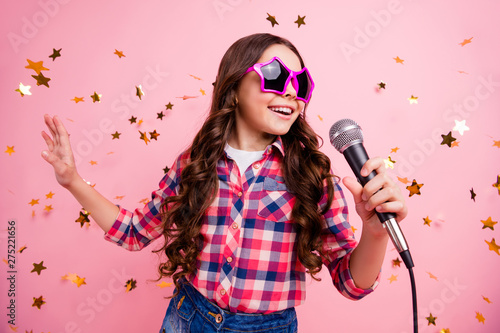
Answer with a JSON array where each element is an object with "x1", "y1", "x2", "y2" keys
[{"x1": 227, "y1": 129, "x2": 275, "y2": 151}]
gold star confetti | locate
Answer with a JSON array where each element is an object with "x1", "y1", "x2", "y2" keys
[
  {"x1": 115, "y1": 195, "x2": 125, "y2": 200},
  {"x1": 388, "y1": 274, "x2": 398, "y2": 283},
  {"x1": 45, "y1": 192, "x2": 54, "y2": 199},
  {"x1": 482, "y1": 296, "x2": 492, "y2": 304},
  {"x1": 15, "y1": 82, "x2": 32, "y2": 96},
  {"x1": 392, "y1": 258, "x2": 401, "y2": 267},
  {"x1": 25, "y1": 59, "x2": 49, "y2": 75},
  {"x1": 32, "y1": 72, "x2": 51, "y2": 87},
  {"x1": 163, "y1": 165, "x2": 170, "y2": 174},
  {"x1": 453, "y1": 119, "x2": 470, "y2": 135},
  {"x1": 157, "y1": 281, "x2": 173, "y2": 288},
  {"x1": 492, "y1": 175, "x2": 500, "y2": 195},
  {"x1": 393, "y1": 56, "x2": 404, "y2": 64},
  {"x1": 475, "y1": 312, "x2": 485, "y2": 324},
  {"x1": 470, "y1": 188, "x2": 476, "y2": 202},
  {"x1": 378, "y1": 81, "x2": 386, "y2": 89},
  {"x1": 485, "y1": 238, "x2": 500, "y2": 255},
  {"x1": 406, "y1": 179, "x2": 423, "y2": 197},
  {"x1": 137, "y1": 118, "x2": 144, "y2": 126},
  {"x1": 150, "y1": 130, "x2": 160, "y2": 140},
  {"x1": 32, "y1": 296, "x2": 46, "y2": 309},
  {"x1": 139, "y1": 198, "x2": 149, "y2": 205},
  {"x1": 166, "y1": 102, "x2": 174, "y2": 109},
  {"x1": 90, "y1": 91, "x2": 101, "y2": 103},
  {"x1": 74, "y1": 275, "x2": 87, "y2": 287},
  {"x1": 8, "y1": 324, "x2": 17, "y2": 331},
  {"x1": 139, "y1": 131, "x2": 150, "y2": 145},
  {"x1": 384, "y1": 156, "x2": 395, "y2": 169},
  {"x1": 136, "y1": 85, "x2": 145, "y2": 100},
  {"x1": 5, "y1": 146, "x2": 15, "y2": 156},
  {"x1": 44, "y1": 205, "x2": 53, "y2": 212},
  {"x1": 112, "y1": 131, "x2": 121, "y2": 139},
  {"x1": 157, "y1": 111, "x2": 165, "y2": 120},
  {"x1": 125, "y1": 278, "x2": 137, "y2": 292},
  {"x1": 426, "y1": 313, "x2": 437, "y2": 326},
  {"x1": 76, "y1": 210, "x2": 90, "y2": 227},
  {"x1": 89, "y1": 160, "x2": 97, "y2": 165},
  {"x1": 49, "y1": 48, "x2": 62, "y2": 61},
  {"x1": 481, "y1": 217, "x2": 497, "y2": 230},
  {"x1": 294, "y1": 15, "x2": 306, "y2": 28},
  {"x1": 200, "y1": 88, "x2": 206, "y2": 96},
  {"x1": 408, "y1": 95, "x2": 418, "y2": 104},
  {"x1": 459, "y1": 37, "x2": 473, "y2": 46},
  {"x1": 427, "y1": 272, "x2": 438, "y2": 281},
  {"x1": 114, "y1": 49, "x2": 125, "y2": 58},
  {"x1": 493, "y1": 140, "x2": 500, "y2": 148},
  {"x1": 391, "y1": 147, "x2": 400, "y2": 153},
  {"x1": 176, "y1": 95, "x2": 198, "y2": 100},
  {"x1": 266, "y1": 13, "x2": 279, "y2": 27},
  {"x1": 71, "y1": 97, "x2": 84, "y2": 103},
  {"x1": 29, "y1": 199, "x2": 39, "y2": 206},
  {"x1": 440, "y1": 132, "x2": 456, "y2": 147},
  {"x1": 451, "y1": 141, "x2": 460, "y2": 148},
  {"x1": 19, "y1": 245, "x2": 27, "y2": 253},
  {"x1": 423, "y1": 216, "x2": 432, "y2": 226},
  {"x1": 351, "y1": 226, "x2": 357, "y2": 233},
  {"x1": 440, "y1": 329, "x2": 450, "y2": 333},
  {"x1": 317, "y1": 115, "x2": 323, "y2": 121},
  {"x1": 129, "y1": 116, "x2": 137, "y2": 124},
  {"x1": 31, "y1": 261, "x2": 47, "y2": 275}
]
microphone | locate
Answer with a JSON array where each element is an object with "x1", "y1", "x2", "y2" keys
[{"x1": 329, "y1": 119, "x2": 414, "y2": 269}]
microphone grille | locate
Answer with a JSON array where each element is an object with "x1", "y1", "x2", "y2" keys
[{"x1": 329, "y1": 118, "x2": 364, "y2": 153}]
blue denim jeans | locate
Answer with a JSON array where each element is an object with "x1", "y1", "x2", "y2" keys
[{"x1": 159, "y1": 279, "x2": 298, "y2": 332}]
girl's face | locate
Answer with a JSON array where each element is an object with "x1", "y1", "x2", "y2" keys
[{"x1": 230, "y1": 44, "x2": 306, "y2": 151}]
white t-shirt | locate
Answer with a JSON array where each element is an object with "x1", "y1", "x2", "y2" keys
[{"x1": 225, "y1": 143, "x2": 266, "y2": 174}]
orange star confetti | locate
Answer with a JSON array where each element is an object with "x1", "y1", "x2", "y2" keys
[
  {"x1": 89, "y1": 160, "x2": 97, "y2": 165},
  {"x1": 475, "y1": 312, "x2": 485, "y2": 324},
  {"x1": 157, "y1": 281, "x2": 173, "y2": 288},
  {"x1": 426, "y1": 313, "x2": 437, "y2": 326},
  {"x1": 427, "y1": 272, "x2": 438, "y2": 281},
  {"x1": 481, "y1": 217, "x2": 497, "y2": 230},
  {"x1": 90, "y1": 91, "x2": 102, "y2": 103},
  {"x1": 266, "y1": 13, "x2": 279, "y2": 27},
  {"x1": 189, "y1": 74, "x2": 202, "y2": 80},
  {"x1": 485, "y1": 238, "x2": 500, "y2": 255},
  {"x1": 45, "y1": 191, "x2": 55, "y2": 199},
  {"x1": 176, "y1": 95, "x2": 198, "y2": 100},
  {"x1": 392, "y1": 258, "x2": 401, "y2": 267},
  {"x1": 15, "y1": 82, "x2": 32, "y2": 96},
  {"x1": 32, "y1": 72, "x2": 51, "y2": 87},
  {"x1": 393, "y1": 56, "x2": 404, "y2": 64},
  {"x1": 25, "y1": 59, "x2": 49, "y2": 75},
  {"x1": 76, "y1": 211, "x2": 90, "y2": 227},
  {"x1": 294, "y1": 15, "x2": 306, "y2": 28},
  {"x1": 44, "y1": 205, "x2": 53, "y2": 212},
  {"x1": 397, "y1": 177, "x2": 410, "y2": 185},
  {"x1": 139, "y1": 131, "x2": 150, "y2": 145},
  {"x1": 451, "y1": 141, "x2": 460, "y2": 148},
  {"x1": 125, "y1": 278, "x2": 137, "y2": 292},
  {"x1": 423, "y1": 216, "x2": 432, "y2": 226},
  {"x1": 492, "y1": 175, "x2": 500, "y2": 195},
  {"x1": 29, "y1": 199, "x2": 39, "y2": 206},
  {"x1": 493, "y1": 140, "x2": 500, "y2": 148},
  {"x1": 406, "y1": 179, "x2": 423, "y2": 197},
  {"x1": 200, "y1": 88, "x2": 206, "y2": 96},
  {"x1": 71, "y1": 97, "x2": 84, "y2": 103},
  {"x1": 388, "y1": 274, "x2": 398, "y2": 283},
  {"x1": 18, "y1": 245, "x2": 27, "y2": 253},
  {"x1": 317, "y1": 115, "x2": 323, "y2": 121},
  {"x1": 5, "y1": 146, "x2": 15, "y2": 156},
  {"x1": 408, "y1": 95, "x2": 418, "y2": 104},
  {"x1": 31, "y1": 261, "x2": 47, "y2": 275},
  {"x1": 73, "y1": 275, "x2": 87, "y2": 287},
  {"x1": 459, "y1": 37, "x2": 473, "y2": 46},
  {"x1": 391, "y1": 147, "x2": 400, "y2": 153},
  {"x1": 139, "y1": 198, "x2": 149, "y2": 205},
  {"x1": 114, "y1": 49, "x2": 125, "y2": 58},
  {"x1": 115, "y1": 195, "x2": 125, "y2": 200},
  {"x1": 149, "y1": 130, "x2": 160, "y2": 140},
  {"x1": 32, "y1": 296, "x2": 46, "y2": 309},
  {"x1": 440, "y1": 329, "x2": 450, "y2": 333},
  {"x1": 482, "y1": 295, "x2": 492, "y2": 304}
]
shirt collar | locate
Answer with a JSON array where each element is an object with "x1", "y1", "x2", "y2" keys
[{"x1": 268, "y1": 136, "x2": 285, "y2": 157}]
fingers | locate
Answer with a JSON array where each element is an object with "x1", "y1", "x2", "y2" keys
[
  {"x1": 41, "y1": 131, "x2": 54, "y2": 151},
  {"x1": 360, "y1": 156, "x2": 385, "y2": 177},
  {"x1": 342, "y1": 176, "x2": 364, "y2": 204}
]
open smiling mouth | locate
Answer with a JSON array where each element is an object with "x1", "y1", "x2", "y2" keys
[{"x1": 268, "y1": 106, "x2": 293, "y2": 116}]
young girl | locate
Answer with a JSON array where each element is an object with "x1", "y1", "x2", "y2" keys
[{"x1": 41, "y1": 33, "x2": 407, "y2": 332}]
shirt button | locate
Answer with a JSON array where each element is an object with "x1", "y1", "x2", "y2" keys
[
  {"x1": 220, "y1": 289, "x2": 226, "y2": 296},
  {"x1": 253, "y1": 162, "x2": 261, "y2": 169},
  {"x1": 227, "y1": 256, "x2": 233, "y2": 263},
  {"x1": 268, "y1": 148, "x2": 272, "y2": 154},
  {"x1": 232, "y1": 223, "x2": 238, "y2": 229},
  {"x1": 237, "y1": 191, "x2": 242, "y2": 197}
]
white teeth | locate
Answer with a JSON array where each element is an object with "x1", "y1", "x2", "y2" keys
[{"x1": 270, "y1": 107, "x2": 293, "y2": 115}]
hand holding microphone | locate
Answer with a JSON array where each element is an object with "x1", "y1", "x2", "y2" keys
[{"x1": 329, "y1": 119, "x2": 414, "y2": 269}]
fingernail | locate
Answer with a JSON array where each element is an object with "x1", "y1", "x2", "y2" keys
[{"x1": 42, "y1": 151, "x2": 48, "y2": 158}]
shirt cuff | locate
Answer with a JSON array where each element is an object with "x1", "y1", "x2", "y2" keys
[
  {"x1": 103, "y1": 205, "x2": 128, "y2": 243},
  {"x1": 340, "y1": 250, "x2": 380, "y2": 299}
]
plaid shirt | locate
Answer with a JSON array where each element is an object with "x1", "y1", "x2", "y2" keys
[{"x1": 104, "y1": 137, "x2": 378, "y2": 313}]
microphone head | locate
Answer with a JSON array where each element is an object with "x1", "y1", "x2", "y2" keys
[{"x1": 329, "y1": 119, "x2": 364, "y2": 153}]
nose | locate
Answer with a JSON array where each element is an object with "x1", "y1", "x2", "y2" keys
[{"x1": 282, "y1": 78, "x2": 297, "y2": 100}]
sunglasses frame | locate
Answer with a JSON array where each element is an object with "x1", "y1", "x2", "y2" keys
[{"x1": 244, "y1": 56, "x2": 314, "y2": 103}]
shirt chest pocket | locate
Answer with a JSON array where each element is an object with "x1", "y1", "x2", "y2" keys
[{"x1": 257, "y1": 176, "x2": 295, "y2": 223}]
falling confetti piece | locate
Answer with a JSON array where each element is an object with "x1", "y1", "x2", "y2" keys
[
  {"x1": 49, "y1": 48, "x2": 62, "y2": 61},
  {"x1": 29, "y1": 199, "x2": 39, "y2": 206},
  {"x1": 166, "y1": 102, "x2": 174, "y2": 109},
  {"x1": 391, "y1": 147, "x2": 400, "y2": 153},
  {"x1": 470, "y1": 188, "x2": 476, "y2": 202},
  {"x1": 450, "y1": 141, "x2": 460, "y2": 148},
  {"x1": 139, "y1": 131, "x2": 150, "y2": 145},
  {"x1": 90, "y1": 92, "x2": 102, "y2": 103},
  {"x1": 388, "y1": 274, "x2": 398, "y2": 283},
  {"x1": 150, "y1": 130, "x2": 160, "y2": 140},
  {"x1": 475, "y1": 312, "x2": 485, "y2": 324},
  {"x1": 45, "y1": 191, "x2": 55, "y2": 199},
  {"x1": 440, "y1": 132, "x2": 456, "y2": 147},
  {"x1": 392, "y1": 258, "x2": 401, "y2": 267},
  {"x1": 163, "y1": 165, "x2": 170, "y2": 174},
  {"x1": 408, "y1": 95, "x2": 418, "y2": 104},
  {"x1": 189, "y1": 74, "x2": 202, "y2": 80},
  {"x1": 18, "y1": 245, "x2": 27, "y2": 253},
  {"x1": 459, "y1": 37, "x2": 473, "y2": 46},
  {"x1": 200, "y1": 88, "x2": 206, "y2": 96},
  {"x1": 423, "y1": 216, "x2": 432, "y2": 226},
  {"x1": 384, "y1": 156, "x2": 395, "y2": 169},
  {"x1": 485, "y1": 238, "x2": 500, "y2": 255},
  {"x1": 44, "y1": 205, "x2": 53, "y2": 212},
  {"x1": 5, "y1": 146, "x2": 15, "y2": 156},
  {"x1": 32, "y1": 296, "x2": 46, "y2": 309},
  {"x1": 32, "y1": 72, "x2": 51, "y2": 87},
  {"x1": 266, "y1": 13, "x2": 279, "y2": 27},
  {"x1": 139, "y1": 198, "x2": 149, "y2": 204},
  {"x1": 378, "y1": 81, "x2": 386, "y2": 89},
  {"x1": 427, "y1": 272, "x2": 438, "y2": 281},
  {"x1": 426, "y1": 313, "x2": 437, "y2": 326},
  {"x1": 89, "y1": 160, "x2": 97, "y2": 165},
  {"x1": 481, "y1": 217, "x2": 497, "y2": 230},
  {"x1": 176, "y1": 95, "x2": 198, "y2": 100},
  {"x1": 129, "y1": 116, "x2": 137, "y2": 124},
  {"x1": 294, "y1": 15, "x2": 306, "y2": 28},
  {"x1": 25, "y1": 59, "x2": 49, "y2": 75},
  {"x1": 493, "y1": 140, "x2": 500, "y2": 148},
  {"x1": 492, "y1": 175, "x2": 500, "y2": 195},
  {"x1": 115, "y1": 195, "x2": 125, "y2": 200},
  {"x1": 482, "y1": 296, "x2": 492, "y2": 304},
  {"x1": 114, "y1": 49, "x2": 125, "y2": 58},
  {"x1": 393, "y1": 56, "x2": 404, "y2": 64},
  {"x1": 136, "y1": 85, "x2": 145, "y2": 100},
  {"x1": 15, "y1": 82, "x2": 32, "y2": 96},
  {"x1": 157, "y1": 111, "x2": 165, "y2": 120},
  {"x1": 157, "y1": 281, "x2": 173, "y2": 288},
  {"x1": 406, "y1": 179, "x2": 423, "y2": 197},
  {"x1": 440, "y1": 329, "x2": 450, "y2": 333},
  {"x1": 397, "y1": 177, "x2": 410, "y2": 185},
  {"x1": 112, "y1": 131, "x2": 121, "y2": 139},
  {"x1": 71, "y1": 97, "x2": 84, "y2": 103},
  {"x1": 76, "y1": 210, "x2": 90, "y2": 228},
  {"x1": 453, "y1": 119, "x2": 470, "y2": 135},
  {"x1": 31, "y1": 261, "x2": 47, "y2": 275},
  {"x1": 125, "y1": 278, "x2": 137, "y2": 292}
]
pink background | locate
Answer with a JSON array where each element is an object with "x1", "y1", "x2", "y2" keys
[{"x1": 1, "y1": 0, "x2": 499, "y2": 332}]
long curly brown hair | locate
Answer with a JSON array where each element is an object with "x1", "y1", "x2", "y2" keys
[{"x1": 155, "y1": 33, "x2": 334, "y2": 295}]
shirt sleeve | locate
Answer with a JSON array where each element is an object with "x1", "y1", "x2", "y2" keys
[
  {"x1": 318, "y1": 176, "x2": 380, "y2": 300},
  {"x1": 103, "y1": 151, "x2": 186, "y2": 251}
]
